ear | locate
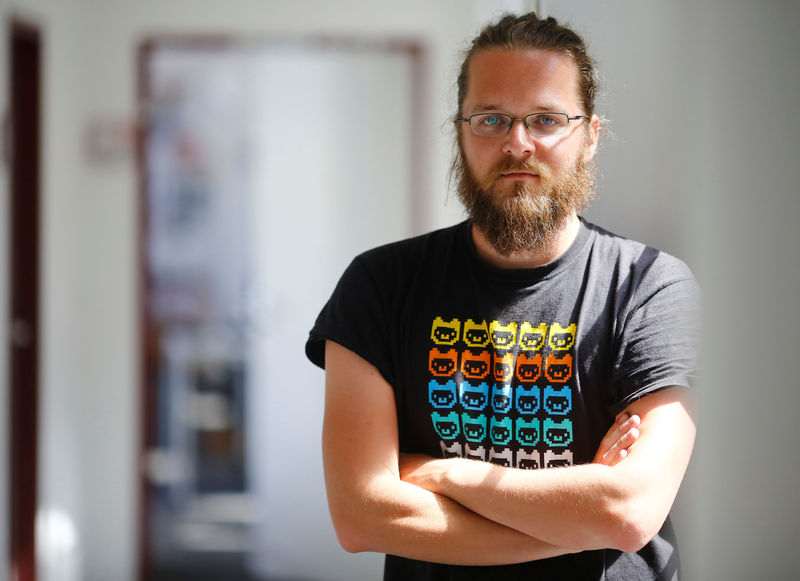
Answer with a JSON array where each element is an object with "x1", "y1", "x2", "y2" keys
[{"x1": 582, "y1": 114, "x2": 600, "y2": 162}]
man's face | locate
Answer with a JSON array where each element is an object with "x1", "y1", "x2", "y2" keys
[{"x1": 456, "y1": 48, "x2": 600, "y2": 254}]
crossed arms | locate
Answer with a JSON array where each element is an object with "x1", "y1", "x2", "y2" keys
[{"x1": 322, "y1": 340, "x2": 695, "y2": 566}]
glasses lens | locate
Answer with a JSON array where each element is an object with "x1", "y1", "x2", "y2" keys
[
  {"x1": 526, "y1": 113, "x2": 569, "y2": 137},
  {"x1": 469, "y1": 113, "x2": 511, "y2": 137}
]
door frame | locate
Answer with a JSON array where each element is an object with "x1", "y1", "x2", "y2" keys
[{"x1": 7, "y1": 16, "x2": 43, "y2": 581}]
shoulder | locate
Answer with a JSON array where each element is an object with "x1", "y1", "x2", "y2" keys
[
  {"x1": 352, "y1": 221, "x2": 467, "y2": 278},
  {"x1": 583, "y1": 220, "x2": 697, "y2": 288}
]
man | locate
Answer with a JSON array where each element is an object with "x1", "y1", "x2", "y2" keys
[{"x1": 306, "y1": 12, "x2": 700, "y2": 580}]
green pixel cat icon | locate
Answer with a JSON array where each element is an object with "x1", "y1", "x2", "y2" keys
[
  {"x1": 515, "y1": 417, "x2": 540, "y2": 446},
  {"x1": 431, "y1": 411, "x2": 460, "y2": 440},
  {"x1": 462, "y1": 413, "x2": 488, "y2": 443},
  {"x1": 490, "y1": 416, "x2": 513, "y2": 446},
  {"x1": 543, "y1": 417, "x2": 573, "y2": 447}
]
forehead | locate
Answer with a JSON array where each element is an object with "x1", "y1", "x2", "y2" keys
[{"x1": 463, "y1": 48, "x2": 582, "y2": 114}]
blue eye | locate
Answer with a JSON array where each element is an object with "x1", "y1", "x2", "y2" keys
[{"x1": 484, "y1": 115, "x2": 502, "y2": 126}]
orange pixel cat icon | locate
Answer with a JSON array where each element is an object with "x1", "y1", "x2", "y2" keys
[
  {"x1": 429, "y1": 347, "x2": 458, "y2": 377},
  {"x1": 515, "y1": 352, "x2": 542, "y2": 383},
  {"x1": 461, "y1": 350, "x2": 491, "y2": 380},
  {"x1": 493, "y1": 352, "x2": 515, "y2": 383},
  {"x1": 545, "y1": 353, "x2": 573, "y2": 383}
]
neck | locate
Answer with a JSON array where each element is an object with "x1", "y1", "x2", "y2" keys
[{"x1": 471, "y1": 214, "x2": 581, "y2": 269}]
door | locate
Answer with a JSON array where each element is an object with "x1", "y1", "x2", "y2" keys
[{"x1": 138, "y1": 38, "x2": 422, "y2": 580}]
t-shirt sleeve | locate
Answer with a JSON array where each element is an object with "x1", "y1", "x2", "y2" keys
[
  {"x1": 610, "y1": 259, "x2": 702, "y2": 411},
  {"x1": 305, "y1": 254, "x2": 397, "y2": 386}
]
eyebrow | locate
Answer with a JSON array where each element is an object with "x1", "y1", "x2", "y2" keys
[{"x1": 469, "y1": 103, "x2": 564, "y2": 114}]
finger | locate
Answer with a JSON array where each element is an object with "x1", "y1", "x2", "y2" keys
[
  {"x1": 597, "y1": 413, "x2": 632, "y2": 456},
  {"x1": 601, "y1": 425, "x2": 641, "y2": 466},
  {"x1": 595, "y1": 415, "x2": 641, "y2": 465}
]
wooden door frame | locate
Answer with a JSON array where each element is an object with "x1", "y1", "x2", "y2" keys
[{"x1": 7, "y1": 16, "x2": 42, "y2": 581}]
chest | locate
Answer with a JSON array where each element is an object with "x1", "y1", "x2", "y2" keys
[{"x1": 393, "y1": 275, "x2": 620, "y2": 469}]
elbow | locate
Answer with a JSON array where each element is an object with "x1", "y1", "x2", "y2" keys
[
  {"x1": 328, "y1": 508, "x2": 373, "y2": 554},
  {"x1": 334, "y1": 527, "x2": 368, "y2": 554},
  {"x1": 603, "y1": 499, "x2": 665, "y2": 553}
]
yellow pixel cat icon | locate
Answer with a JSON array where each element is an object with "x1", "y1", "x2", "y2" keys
[
  {"x1": 463, "y1": 319, "x2": 491, "y2": 348},
  {"x1": 518, "y1": 322, "x2": 547, "y2": 351},
  {"x1": 431, "y1": 317, "x2": 461, "y2": 346},
  {"x1": 490, "y1": 320, "x2": 517, "y2": 351},
  {"x1": 548, "y1": 323, "x2": 577, "y2": 351}
]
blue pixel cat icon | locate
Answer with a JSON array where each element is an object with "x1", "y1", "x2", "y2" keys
[
  {"x1": 459, "y1": 381, "x2": 489, "y2": 411},
  {"x1": 515, "y1": 417, "x2": 540, "y2": 446},
  {"x1": 515, "y1": 384, "x2": 540, "y2": 415},
  {"x1": 517, "y1": 449, "x2": 541, "y2": 470},
  {"x1": 428, "y1": 379, "x2": 457, "y2": 409},
  {"x1": 431, "y1": 411, "x2": 460, "y2": 440},
  {"x1": 461, "y1": 413, "x2": 487, "y2": 443},
  {"x1": 490, "y1": 416, "x2": 513, "y2": 446},
  {"x1": 543, "y1": 385, "x2": 572, "y2": 415},
  {"x1": 491, "y1": 383, "x2": 512, "y2": 413},
  {"x1": 543, "y1": 417, "x2": 573, "y2": 447}
]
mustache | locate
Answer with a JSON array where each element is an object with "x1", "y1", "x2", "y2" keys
[{"x1": 484, "y1": 157, "x2": 553, "y2": 184}]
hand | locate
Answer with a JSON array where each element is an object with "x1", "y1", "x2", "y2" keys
[
  {"x1": 399, "y1": 453, "x2": 445, "y2": 492},
  {"x1": 593, "y1": 412, "x2": 641, "y2": 466}
]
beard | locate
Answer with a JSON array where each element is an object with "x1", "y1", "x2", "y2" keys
[{"x1": 454, "y1": 142, "x2": 597, "y2": 256}]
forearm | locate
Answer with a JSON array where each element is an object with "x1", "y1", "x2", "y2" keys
[
  {"x1": 401, "y1": 390, "x2": 695, "y2": 553},
  {"x1": 327, "y1": 471, "x2": 575, "y2": 565},
  {"x1": 410, "y1": 458, "x2": 631, "y2": 551}
]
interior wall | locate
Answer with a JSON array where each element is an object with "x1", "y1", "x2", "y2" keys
[
  {"x1": 547, "y1": 1, "x2": 800, "y2": 579},
  {"x1": 688, "y1": 2, "x2": 800, "y2": 579},
  {"x1": 545, "y1": 1, "x2": 701, "y2": 264}
]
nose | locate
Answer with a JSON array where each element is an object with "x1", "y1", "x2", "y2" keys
[{"x1": 502, "y1": 118, "x2": 535, "y2": 158}]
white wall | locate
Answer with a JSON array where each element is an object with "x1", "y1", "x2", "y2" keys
[
  {"x1": 686, "y1": 2, "x2": 800, "y2": 579},
  {"x1": 548, "y1": 2, "x2": 800, "y2": 579}
]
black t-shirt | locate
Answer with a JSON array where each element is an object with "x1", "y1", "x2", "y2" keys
[{"x1": 306, "y1": 219, "x2": 700, "y2": 580}]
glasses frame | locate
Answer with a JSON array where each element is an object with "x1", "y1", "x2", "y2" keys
[{"x1": 456, "y1": 112, "x2": 589, "y2": 138}]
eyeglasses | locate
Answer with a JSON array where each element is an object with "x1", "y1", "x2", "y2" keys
[{"x1": 457, "y1": 112, "x2": 588, "y2": 139}]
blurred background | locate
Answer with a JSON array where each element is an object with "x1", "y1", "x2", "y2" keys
[{"x1": 0, "y1": 0, "x2": 798, "y2": 580}]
